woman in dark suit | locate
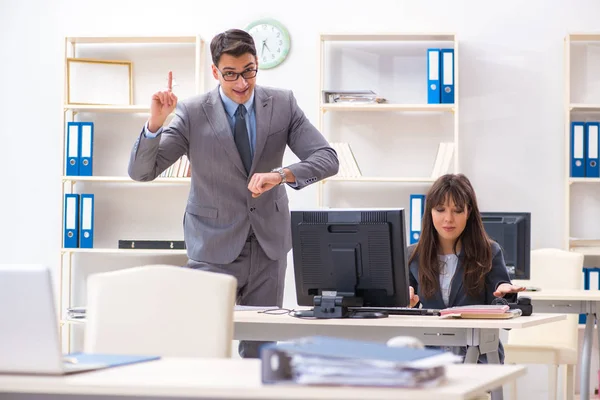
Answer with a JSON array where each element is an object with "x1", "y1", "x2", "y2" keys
[{"x1": 407, "y1": 173, "x2": 525, "y2": 363}]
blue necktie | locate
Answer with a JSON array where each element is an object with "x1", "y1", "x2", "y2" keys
[{"x1": 234, "y1": 104, "x2": 252, "y2": 174}]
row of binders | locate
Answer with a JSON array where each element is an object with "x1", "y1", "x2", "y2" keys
[
  {"x1": 571, "y1": 121, "x2": 600, "y2": 177},
  {"x1": 66, "y1": 122, "x2": 94, "y2": 176},
  {"x1": 427, "y1": 48, "x2": 454, "y2": 104},
  {"x1": 64, "y1": 193, "x2": 94, "y2": 248}
]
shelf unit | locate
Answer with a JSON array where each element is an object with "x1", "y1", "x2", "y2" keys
[
  {"x1": 61, "y1": 176, "x2": 191, "y2": 184},
  {"x1": 61, "y1": 248, "x2": 188, "y2": 255},
  {"x1": 320, "y1": 103, "x2": 455, "y2": 112},
  {"x1": 565, "y1": 33, "x2": 600, "y2": 256},
  {"x1": 316, "y1": 33, "x2": 459, "y2": 208},
  {"x1": 59, "y1": 35, "x2": 205, "y2": 351}
]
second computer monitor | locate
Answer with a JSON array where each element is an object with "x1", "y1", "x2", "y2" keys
[
  {"x1": 291, "y1": 208, "x2": 410, "y2": 313},
  {"x1": 481, "y1": 212, "x2": 531, "y2": 280}
]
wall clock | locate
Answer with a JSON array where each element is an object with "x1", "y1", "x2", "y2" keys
[{"x1": 246, "y1": 18, "x2": 291, "y2": 69}]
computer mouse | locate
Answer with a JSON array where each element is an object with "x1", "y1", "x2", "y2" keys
[{"x1": 386, "y1": 336, "x2": 424, "y2": 349}]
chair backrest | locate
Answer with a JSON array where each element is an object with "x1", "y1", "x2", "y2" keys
[
  {"x1": 509, "y1": 248, "x2": 583, "y2": 351},
  {"x1": 84, "y1": 265, "x2": 237, "y2": 358}
]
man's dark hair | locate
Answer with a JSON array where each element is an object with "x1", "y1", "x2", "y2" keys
[{"x1": 210, "y1": 29, "x2": 257, "y2": 66}]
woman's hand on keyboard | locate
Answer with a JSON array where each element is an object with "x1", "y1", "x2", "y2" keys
[{"x1": 409, "y1": 286, "x2": 420, "y2": 308}]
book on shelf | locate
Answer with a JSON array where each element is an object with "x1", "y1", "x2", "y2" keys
[
  {"x1": 118, "y1": 240, "x2": 186, "y2": 250},
  {"x1": 159, "y1": 155, "x2": 191, "y2": 178},
  {"x1": 322, "y1": 90, "x2": 386, "y2": 104},
  {"x1": 430, "y1": 142, "x2": 454, "y2": 178},
  {"x1": 66, "y1": 307, "x2": 86, "y2": 319},
  {"x1": 329, "y1": 142, "x2": 361, "y2": 178}
]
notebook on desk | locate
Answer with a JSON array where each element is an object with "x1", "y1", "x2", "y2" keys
[
  {"x1": 439, "y1": 305, "x2": 522, "y2": 319},
  {"x1": 0, "y1": 264, "x2": 160, "y2": 375}
]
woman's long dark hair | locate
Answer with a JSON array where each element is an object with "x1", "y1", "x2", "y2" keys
[{"x1": 408, "y1": 174, "x2": 492, "y2": 299}]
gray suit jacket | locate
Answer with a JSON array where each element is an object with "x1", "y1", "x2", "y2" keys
[{"x1": 128, "y1": 85, "x2": 339, "y2": 264}]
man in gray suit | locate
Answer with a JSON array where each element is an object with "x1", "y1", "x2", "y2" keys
[{"x1": 128, "y1": 29, "x2": 339, "y2": 358}]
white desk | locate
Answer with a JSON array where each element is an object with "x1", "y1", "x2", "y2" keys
[
  {"x1": 234, "y1": 310, "x2": 564, "y2": 400},
  {"x1": 524, "y1": 290, "x2": 600, "y2": 400},
  {"x1": 234, "y1": 310, "x2": 564, "y2": 360},
  {"x1": 0, "y1": 358, "x2": 526, "y2": 400}
]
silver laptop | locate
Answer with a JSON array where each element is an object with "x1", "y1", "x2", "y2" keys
[{"x1": 0, "y1": 264, "x2": 114, "y2": 374}]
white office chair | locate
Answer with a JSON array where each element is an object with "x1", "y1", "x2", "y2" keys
[
  {"x1": 504, "y1": 248, "x2": 583, "y2": 400},
  {"x1": 84, "y1": 265, "x2": 237, "y2": 358}
]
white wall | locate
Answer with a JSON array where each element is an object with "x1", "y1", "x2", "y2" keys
[
  {"x1": 3, "y1": 0, "x2": 600, "y2": 397},
  {"x1": 2, "y1": 0, "x2": 594, "y2": 303}
]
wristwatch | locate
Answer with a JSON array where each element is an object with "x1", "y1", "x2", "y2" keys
[{"x1": 271, "y1": 167, "x2": 287, "y2": 185}]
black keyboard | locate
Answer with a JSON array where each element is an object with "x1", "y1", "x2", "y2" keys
[{"x1": 350, "y1": 307, "x2": 441, "y2": 316}]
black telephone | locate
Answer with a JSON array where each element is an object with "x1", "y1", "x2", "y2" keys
[{"x1": 492, "y1": 296, "x2": 533, "y2": 316}]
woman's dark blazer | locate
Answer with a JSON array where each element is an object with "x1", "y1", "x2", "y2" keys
[{"x1": 407, "y1": 240, "x2": 517, "y2": 363}]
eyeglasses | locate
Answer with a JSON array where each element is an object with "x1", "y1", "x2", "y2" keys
[{"x1": 218, "y1": 68, "x2": 258, "y2": 82}]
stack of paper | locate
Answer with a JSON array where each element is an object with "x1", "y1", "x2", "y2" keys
[
  {"x1": 322, "y1": 90, "x2": 386, "y2": 104},
  {"x1": 289, "y1": 353, "x2": 451, "y2": 387},
  {"x1": 261, "y1": 336, "x2": 461, "y2": 388}
]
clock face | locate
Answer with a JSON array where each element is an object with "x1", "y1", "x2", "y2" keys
[{"x1": 246, "y1": 19, "x2": 290, "y2": 69}]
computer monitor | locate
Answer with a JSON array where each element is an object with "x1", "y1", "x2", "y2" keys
[
  {"x1": 481, "y1": 212, "x2": 531, "y2": 280},
  {"x1": 290, "y1": 208, "x2": 410, "y2": 319}
]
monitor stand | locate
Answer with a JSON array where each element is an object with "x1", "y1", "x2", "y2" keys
[{"x1": 293, "y1": 294, "x2": 388, "y2": 319}]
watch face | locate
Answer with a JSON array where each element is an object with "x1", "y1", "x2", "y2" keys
[{"x1": 246, "y1": 19, "x2": 290, "y2": 69}]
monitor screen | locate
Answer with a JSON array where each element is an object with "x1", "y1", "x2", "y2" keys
[
  {"x1": 481, "y1": 212, "x2": 531, "y2": 280},
  {"x1": 290, "y1": 208, "x2": 410, "y2": 318}
]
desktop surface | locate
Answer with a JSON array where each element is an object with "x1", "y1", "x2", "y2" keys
[
  {"x1": 234, "y1": 309, "x2": 566, "y2": 329},
  {"x1": 0, "y1": 357, "x2": 526, "y2": 400},
  {"x1": 233, "y1": 311, "x2": 566, "y2": 355},
  {"x1": 523, "y1": 290, "x2": 600, "y2": 301}
]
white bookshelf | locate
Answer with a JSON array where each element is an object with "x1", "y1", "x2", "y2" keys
[
  {"x1": 64, "y1": 104, "x2": 153, "y2": 113},
  {"x1": 324, "y1": 176, "x2": 437, "y2": 183},
  {"x1": 319, "y1": 33, "x2": 455, "y2": 42},
  {"x1": 61, "y1": 248, "x2": 187, "y2": 255},
  {"x1": 564, "y1": 37, "x2": 600, "y2": 396},
  {"x1": 316, "y1": 32, "x2": 459, "y2": 208},
  {"x1": 570, "y1": 103, "x2": 600, "y2": 112},
  {"x1": 59, "y1": 35, "x2": 205, "y2": 352},
  {"x1": 569, "y1": 178, "x2": 600, "y2": 184},
  {"x1": 320, "y1": 103, "x2": 455, "y2": 112},
  {"x1": 565, "y1": 33, "x2": 600, "y2": 256},
  {"x1": 61, "y1": 176, "x2": 191, "y2": 184}
]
